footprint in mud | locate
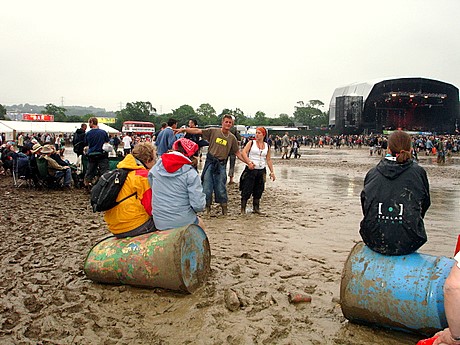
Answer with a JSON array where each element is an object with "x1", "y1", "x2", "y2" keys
[{"x1": 23, "y1": 295, "x2": 44, "y2": 313}]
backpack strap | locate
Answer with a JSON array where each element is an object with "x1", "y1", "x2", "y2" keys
[{"x1": 116, "y1": 191, "x2": 137, "y2": 205}]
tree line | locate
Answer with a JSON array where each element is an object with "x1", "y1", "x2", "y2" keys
[{"x1": 0, "y1": 100, "x2": 329, "y2": 130}]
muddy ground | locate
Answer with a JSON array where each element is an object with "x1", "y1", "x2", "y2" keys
[{"x1": 1, "y1": 146, "x2": 459, "y2": 345}]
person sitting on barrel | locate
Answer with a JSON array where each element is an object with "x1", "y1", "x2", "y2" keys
[
  {"x1": 148, "y1": 138, "x2": 206, "y2": 231},
  {"x1": 104, "y1": 142, "x2": 157, "y2": 238},
  {"x1": 359, "y1": 130, "x2": 431, "y2": 255}
]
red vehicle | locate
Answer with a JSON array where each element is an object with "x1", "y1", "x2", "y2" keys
[{"x1": 121, "y1": 121, "x2": 155, "y2": 136}]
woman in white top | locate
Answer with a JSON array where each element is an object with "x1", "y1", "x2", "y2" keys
[{"x1": 239, "y1": 127, "x2": 275, "y2": 215}]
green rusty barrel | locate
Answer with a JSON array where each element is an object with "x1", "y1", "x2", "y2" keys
[{"x1": 83, "y1": 224, "x2": 211, "y2": 293}]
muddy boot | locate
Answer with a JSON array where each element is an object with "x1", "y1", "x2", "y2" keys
[
  {"x1": 241, "y1": 198, "x2": 248, "y2": 215},
  {"x1": 253, "y1": 199, "x2": 263, "y2": 215},
  {"x1": 206, "y1": 204, "x2": 211, "y2": 215},
  {"x1": 221, "y1": 203, "x2": 228, "y2": 216}
]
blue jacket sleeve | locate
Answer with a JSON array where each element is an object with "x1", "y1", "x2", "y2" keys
[{"x1": 187, "y1": 171, "x2": 205, "y2": 212}]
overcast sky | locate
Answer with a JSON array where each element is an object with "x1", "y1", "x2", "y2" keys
[{"x1": 1, "y1": 0, "x2": 460, "y2": 116}]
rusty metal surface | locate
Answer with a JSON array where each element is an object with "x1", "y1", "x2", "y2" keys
[
  {"x1": 340, "y1": 242, "x2": 454, "y2": 335},
  {"x1": 83, "y1": 224, "x2": 211, "y2": 293}
]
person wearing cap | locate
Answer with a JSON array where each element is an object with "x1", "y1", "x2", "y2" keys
[
  {"x1": 176, "y1": 114, "x2": 254, "y2": 215},
  {"x1": 104, "y1": 142, "x2": 157, "y2": 238},
  {"x1": 148, "y1": 138, "x2": 206, "y2": 230},
  {"x1": 433, "y1": 251, "x2": 460, "y2": 345},
  {"x1": 239, "y1": 127, "x2": 275, "y2": 215},
  {"x1": 39, "y1": 145, "x2": 72, "y2": 189}
]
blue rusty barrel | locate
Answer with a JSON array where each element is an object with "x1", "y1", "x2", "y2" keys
[
  {"x1": 340, "y1": 242, "x2": 455, "y2": 335},
  {"x1": 83, "y1": 224, "x2": 211, "y2": 293}
]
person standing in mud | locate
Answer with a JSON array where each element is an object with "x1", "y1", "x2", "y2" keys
[
  {"x1": 176, "y1": 114, "x2": 254, "y2": 215},
  {"x1": 359, "y1": 130, "x2": 431, "y2": 255},
  {"x1": 281, "y1": 132, "x2": 290, "y2": 159},
  {"x1": 72, "y1": 123, "x2": 87, "y2": 157},
  {"x1": 239, "y1": 127, "x2": 275, "y2": 215},
  {"x1": 84, "y1": 117, "x2": 110, "y2": 186},
  {"x1": 227, "y1": 117, "x2": 241, "y2": 184}
]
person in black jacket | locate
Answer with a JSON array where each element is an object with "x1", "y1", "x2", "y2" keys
[
  {"x1": 72, "y1": 123, "x2": 87, "y2": 157},
  {"x1": 359, "y1": 130, "x2": 431, "y2": 256}
]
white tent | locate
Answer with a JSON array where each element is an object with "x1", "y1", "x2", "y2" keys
[{"x1": 0, "y1": 120, "x2": 119, "y2": 141}]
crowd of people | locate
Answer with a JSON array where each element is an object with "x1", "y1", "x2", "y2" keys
[{"x1": 2, "y1": 120, "x2": 460, "y2": 343}]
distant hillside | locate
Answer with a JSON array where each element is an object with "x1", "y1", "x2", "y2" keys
[{"x1": 5, "y1": 104, "x2": 116, "y2": 117}]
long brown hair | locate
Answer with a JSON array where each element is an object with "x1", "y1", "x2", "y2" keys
[{"x1": 388, "y1": 131, "x2": 412, "y2": 163}]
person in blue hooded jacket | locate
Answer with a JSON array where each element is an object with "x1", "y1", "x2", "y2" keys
[{"x1": 149, "y1": 138, "x2": 206, "y2": 230}]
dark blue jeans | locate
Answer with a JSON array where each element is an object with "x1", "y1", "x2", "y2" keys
[{"x1": 202, "y1": 156, "x2": 228, "y2": 205}]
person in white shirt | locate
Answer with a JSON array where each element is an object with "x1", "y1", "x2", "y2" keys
[{"x1": 122, "y1": 134, "x2": 133, "y2": 156}]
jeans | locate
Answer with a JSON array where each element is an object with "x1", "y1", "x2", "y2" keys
[
  {"x1": 55, "y1": 168, "x2": 72, "y2": 186},
  {"x1": 228, "y1": 153, "x2": 236, "y2": 178},
  {"x1": 202, "y1": 156, "x2": 228, "y2": 205}
]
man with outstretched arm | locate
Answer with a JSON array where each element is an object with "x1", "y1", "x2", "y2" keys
[{"x1": 176, "y1": 114, "x2": 254, "y2": 215}]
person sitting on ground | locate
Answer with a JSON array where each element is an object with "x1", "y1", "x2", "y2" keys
[
  {"x1": 104, "y1": 142, "x2": 157, "y2": 239},
  {"x1": 39, "y1": 145, "x2": 72, "y2": 189},
  {"x1": 148, "y1": 138, "x2": 206, "y2": 230},
  {"x1": 359, "y1": 130, "x2": 431, "y2": 255},
  {"x1": 433, "y1": 251, "x2": 460, "y2": 345}
]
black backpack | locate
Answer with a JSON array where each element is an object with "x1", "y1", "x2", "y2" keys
[{"x1": 90, "y1": 168, "x2": 136, "y2": 212}]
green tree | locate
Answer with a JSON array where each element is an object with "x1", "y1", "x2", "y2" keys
[
  {"x1": 195, "y1": 103, "x2": 217, "y2": 126},
  {"x1": 42, "y1": 103, "x2": 67, "y2": 122},
  {"x1": 269, "y1": 113, "x2": 293, "y2": 126},
  {"x1": 115, "y1": 101, "x2": 155, "y2": 130},
  {"x1": 254, "y1": 111, "x2": 267, "y2": 125},
  {"x1": 293, "y1": 100, "x2": 325, "y2": 128},
  {"x1": 308, "y1": 100, "x2": 324, "y2": 108},
  {"x1": 172, "y1": 104, "x2": 196, "y2": 127},
  {"x1": 219, "y1": 108, "x2": 248, "y2": 125},
  {"x1": 0, "y1": 104, "x2": 6, "y2": 120}
]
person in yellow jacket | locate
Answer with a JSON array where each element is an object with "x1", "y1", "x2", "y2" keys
[{"x1": 104, "y1": 142, "x2": 157, "y2": 238}]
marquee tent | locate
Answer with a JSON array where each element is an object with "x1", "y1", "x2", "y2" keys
[{"x1": 0, "y1": 121, "x2": 119, "y2": 141}]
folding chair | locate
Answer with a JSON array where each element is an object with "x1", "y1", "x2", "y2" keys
[
  {"x1": 12, "y1": 156, "x2": 33, "y2": 188},
  {"x1": 36, "y1": 157, "x2": 64, "y2": 189}
]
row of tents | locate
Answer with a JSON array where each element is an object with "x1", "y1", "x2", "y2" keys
[{"x1": 0, "y1": 120, "x2": 119, "y2": 142}]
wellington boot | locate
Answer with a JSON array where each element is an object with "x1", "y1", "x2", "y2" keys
[
  {"x1": 253, "y1": 199, "x2": 263, "y2": 215},
  {"x1": 241, "y1": 198, "x2": 248, "y2": 215},
  {"x1": 221, "y1": 203, "x2": 228, "y2": 216}
]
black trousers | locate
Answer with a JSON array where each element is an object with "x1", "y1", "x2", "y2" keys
[{"x1": 239, "y1": 167, "x2": 266, "y2": 200}]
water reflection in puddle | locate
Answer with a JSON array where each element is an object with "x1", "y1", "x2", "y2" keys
[{"x1": 274, "y1": 165, "x2": 460, "y2": 257}]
